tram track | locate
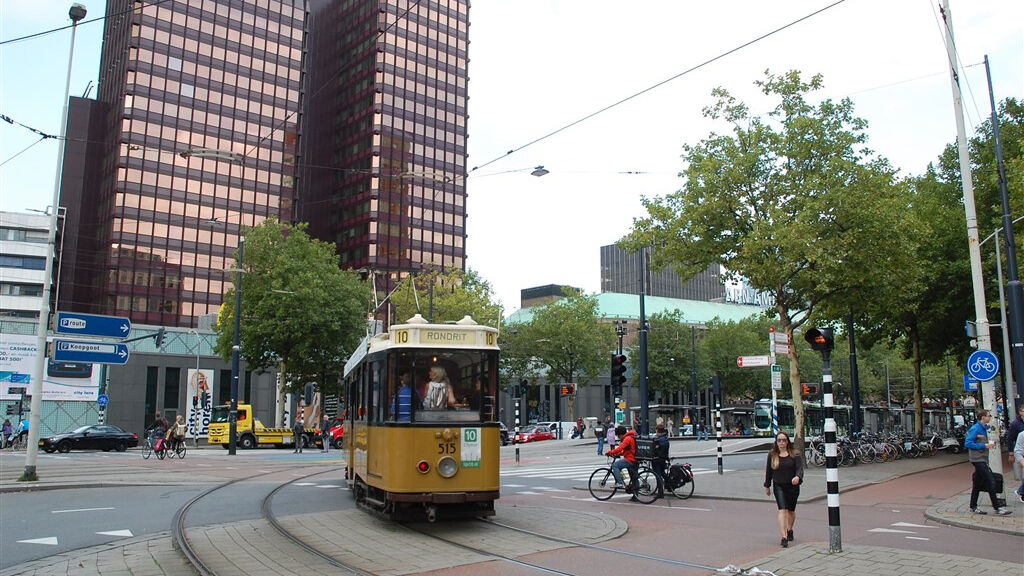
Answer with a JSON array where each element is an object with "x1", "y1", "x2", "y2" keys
[{"x1": 173, "y1": 464, "x2": 368, "y2": 576}]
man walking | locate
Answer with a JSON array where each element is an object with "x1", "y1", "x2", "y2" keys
[
  {"x1": 964, "y1": 409, "x2": 1010, "y2": 515},
  {"x1": 293, "y1": 414, "x2": 305, "y2": 454}
]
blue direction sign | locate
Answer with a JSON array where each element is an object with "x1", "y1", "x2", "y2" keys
[
  {"x1": 963, "y1": 374, "x2": 979, "y2": 392},
  {"x1": 97, "y1": 394, "x2": 109, "y2": 407},
  {"x1": 966, "y1": 349, "x2": 999, "y2": 382},
  {"x1": 53, "y1": 340, "x2": 130, "y2": 365},
  {"x1": 55, "y1": 312, "x2": 132, "y2": 339}
]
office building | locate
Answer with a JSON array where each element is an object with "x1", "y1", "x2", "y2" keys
[
  {"x1": 303, "y1": 0, "x2": 470, "y2": 295},
  {"x1": 64, "y1": 0, "x2": 306, "y2": 327}
]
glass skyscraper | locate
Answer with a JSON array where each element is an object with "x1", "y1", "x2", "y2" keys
[
  {"x1": 81, "y1": 0, "x2": 305, "y2": 327},
  {"x1": 303, "y1": 0, "x2": 470, "y2": 295},
  {"x1": 69, "y1": 0, "x2": 469, "y2": 327}
]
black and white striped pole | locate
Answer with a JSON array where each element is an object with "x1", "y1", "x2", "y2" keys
[
  {"x1": 805, "y1": 327, "x2": 841, "y2": 553},
  {"x1": 514, "y1": 379, "x2": 525, "y2": 466},
  {"x1": 712, "y1": 374, "x2": 723, "y2": 474}
]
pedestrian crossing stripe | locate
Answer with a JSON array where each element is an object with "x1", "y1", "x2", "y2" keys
[{"x1": 500, "y1": 463, "x2": 724, "y2": 480}]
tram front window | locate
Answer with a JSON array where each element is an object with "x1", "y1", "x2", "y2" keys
[{"x1": 393, "y1": 350, "x2": 497, "y2": 423}]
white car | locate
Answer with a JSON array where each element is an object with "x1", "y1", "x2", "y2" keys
[{"x1": 536, "y1": 421, "x2": 577, "y2": 438}]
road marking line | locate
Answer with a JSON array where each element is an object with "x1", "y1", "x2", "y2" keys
[
  {"x1": 52, "y1": 507, "x2": 115, "y2": 514},
  {"x1": 315, "y1": 484, "x2": 341, "y2": 488},
  {"x1": 892, "y1": 522, "x2": 934, "y2": 528},
  {"x1": 96, "y1": 530, "x2": 133, "y2": 537},
  {"x1": 17, "y1": 537, "x2": 58, "y2": 546},
  {"x1": 868, "y1": 528, "x2": 916, "y2": 534},
  {"x1": 905, "y1": 536, "x2": 930, "y2": 541},
  {"x1": 294, "y1": 482, "x2": 317, "y2": 486}
]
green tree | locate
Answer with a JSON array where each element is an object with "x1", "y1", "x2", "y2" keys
[
  {"x1": 214, "y1": 220, "x2": 371, "y2": 405},
  {"x1": 502, "y1": 294, "x2": 617, "y2": 420},
  {"x1": 388, "y1": 267, "x2": 502, "y2": 328},
  {"x1": 646, "y1": 311, "x2": 696, "y2": 400},
  {"x1": 623, "y1": 71, "x2": 910, "y2": 450},
  {"x1": 700, "y1": 315, "x2": 779, "y2": 403}
]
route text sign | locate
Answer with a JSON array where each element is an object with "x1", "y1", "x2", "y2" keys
[
  {"x1": 53, "y1": 340, "x2": 130, "y2": 365},
  {"x1": 55, "y1": 312, "x2": 132, "y2": 339}
]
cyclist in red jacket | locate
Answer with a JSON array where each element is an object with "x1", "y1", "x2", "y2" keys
[{"x1": 607, "y1": 425, "x2": 638, "y2": 491}]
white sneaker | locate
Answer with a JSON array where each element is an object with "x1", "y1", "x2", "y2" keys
[{"x1": 994, "y1": 508, "x2": 1012, "y2": 516}]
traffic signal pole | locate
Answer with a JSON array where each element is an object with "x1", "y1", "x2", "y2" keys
[{"x1": 806, "y1": 328, "x2": 842, "y2": 553}]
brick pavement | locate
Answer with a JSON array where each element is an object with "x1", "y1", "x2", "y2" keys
[{"x1": 2, "y1": 444, "x2": 1021, "y2": 576}]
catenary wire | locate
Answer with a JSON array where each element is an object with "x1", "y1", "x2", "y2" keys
[
  {"x1": 0, "y1": 136, "x2": 47, "y2": 168},
  {"x1": 467, "y1": 0, "x2": 849, "y2": 174},
  {"x1": 0, "y1": 0, "x2": 175, "y2": 46}
]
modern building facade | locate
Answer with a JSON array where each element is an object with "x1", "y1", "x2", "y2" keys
[
  {"x1": 600, "y1": 244, "x2": 724, "y2": 302},
  {"x1": 0, "y1": 212, "x2": 52, "y2": 319},
  {"x1": 64, "y1": 0, "x2": 307, "y2": 327},
  {"x1": 303, "y1": 0, "x2": 470, "y2": 297}
]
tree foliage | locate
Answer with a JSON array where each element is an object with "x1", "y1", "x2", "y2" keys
[
  {"x1": 501, "y1": 294, "x2": 616, "y2": 388},
  {"x1": 214, "y1": 219, "x2": 372, "y2": 396},
  {"x1": 388, "y1": 267, "x2": 502, "y2": 328},
  {"x1": 623, "y1": 71, "x2": 911, "y2": 447}
]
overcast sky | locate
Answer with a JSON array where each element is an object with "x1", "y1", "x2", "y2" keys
[{"x1": 2, "y1": 1, "x2": 1021, "y2": 315}]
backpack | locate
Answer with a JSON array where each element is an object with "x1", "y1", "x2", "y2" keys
[{"x1": 176, "y1": 423, "x2": 187, "y2": 437}]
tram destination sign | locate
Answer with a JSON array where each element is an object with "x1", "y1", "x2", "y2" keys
[{"x1": 55, "y1": 312, "x2": 132, "y2": 339}]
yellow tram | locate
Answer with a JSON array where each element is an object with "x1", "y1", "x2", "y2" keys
[{"x1": 343, "y1": 313, "x2": 501, "y2": 521}]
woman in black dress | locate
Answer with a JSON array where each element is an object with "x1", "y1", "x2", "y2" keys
[{"x1": 764, "y1": 431, "x2": 803, "y2": 547}]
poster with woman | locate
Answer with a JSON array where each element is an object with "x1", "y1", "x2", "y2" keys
[{"x1": 186, "y1": 368, "x2": 214, "y2": 439}]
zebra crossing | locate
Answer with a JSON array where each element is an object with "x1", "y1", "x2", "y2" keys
[{"x1": 500, "y1": 462, "x2": 725, "y2": 485}]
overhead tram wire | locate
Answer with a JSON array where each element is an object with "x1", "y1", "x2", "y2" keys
[
  {"x1": 0, "y1": 137, "x2": 47, "y2": 168},
  {"x1": 0, "y1": 0, "x2": 175, "y2": 46},
  {"x1": 467, "y1": 0, "x2": 849, "y2": 174}
]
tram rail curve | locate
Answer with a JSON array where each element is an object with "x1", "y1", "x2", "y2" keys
[{"x1": 172, "y1": 465, "x2": 370, "y2": 576}]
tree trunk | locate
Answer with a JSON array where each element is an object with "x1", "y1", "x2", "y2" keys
[{"x1": 779, "y1": 306, "x2": 806, "y2": 455}]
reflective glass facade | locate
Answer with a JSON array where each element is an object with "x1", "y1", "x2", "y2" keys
[
  {"x1": 93, "y1": 0, "x2": 305, "y2": 326},
  {"x1": 304, "y1": 0, "x2": 469, "y2": 291}
]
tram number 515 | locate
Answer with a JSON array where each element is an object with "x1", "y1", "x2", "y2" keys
[{"x1": 437, "y1": 441, "x2": 456, "y2": 454}]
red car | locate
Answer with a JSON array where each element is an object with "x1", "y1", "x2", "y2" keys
[
  {"x1": 512, "y1": 424, "x2": 555, "y2": 444},
  {"x1": 329, "y1": 417, "x2": 344, "y2": 449}
]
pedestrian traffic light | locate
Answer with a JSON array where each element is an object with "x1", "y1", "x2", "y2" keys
[
  {"x1": 611, "y1": 354, "x2": 627, "y2": 396},
  {"x1": 561, "y1": 384, "x2": 575, "y2": 396},
  {"x1": 802, "y1": 383, "x2": 818, "y2": 396},
  {"x1": 154, "y1": 327, "x2": 166, "y2": 348},
  {"x1": 804, "y1": 327, "x2": 834, "y2": 352}
]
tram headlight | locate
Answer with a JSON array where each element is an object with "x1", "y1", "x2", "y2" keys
[{"x1": 437, "y1": 456, "x2": 458, "y2": 478}]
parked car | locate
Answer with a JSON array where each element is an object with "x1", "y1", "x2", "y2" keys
[
  {"x1": 498, "y1": 422, "x2": 509, "y2": 446},
  {"x1": 512, "y1": 424, "x2": 555, "y2": 443},
  {"x1": 536, "y1": 421, "x2": 577, "y2": 438},
  {"x1": 39, "y1": 424, "x2": 138, "y2": 453}
]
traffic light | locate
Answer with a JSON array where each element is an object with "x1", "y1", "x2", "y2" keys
[
  {"x1": 154, "y1": 327, "x2": 166, "y2": 348},
  {"x1": 801, "y1": 383, "x2": 818, "y2": 396},
  {"x1": 611, "y1": 354, "x2": 627, "y2": 396},
  {"x1": 560, "y1": 384, "x2": 575, "y2": 396},
  {"x1": 804, "y1": 327, "x2": 834, "y2": 352}
]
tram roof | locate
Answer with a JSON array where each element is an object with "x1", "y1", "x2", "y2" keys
[
  {"x1": 344, "y1": 314, "x2": 498, "y2": 376},
  {"x1": 505, "y1": 292, "x2": 766, "y2": 325}
]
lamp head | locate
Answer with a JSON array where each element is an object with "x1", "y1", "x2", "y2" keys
[{"x1": 69, "y1": 4, "x2": 87, "y2": 22}]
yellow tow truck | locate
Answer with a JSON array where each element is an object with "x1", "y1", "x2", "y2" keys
[{"x1": 207, "y1": 403, "x2": 320, "y2": 449}]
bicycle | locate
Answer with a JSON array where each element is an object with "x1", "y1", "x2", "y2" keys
[
  {"x1": 588, "y1": 456, "x2": 658, "y2": 504},
  {"x1": 662, "y1": 459, "x2": 695, "y2": 499},
  {"x1": 142, "y1": 433, "x2": 168, "y2": 460}
]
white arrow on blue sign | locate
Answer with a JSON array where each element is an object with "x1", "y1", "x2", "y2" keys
[
  {"x1": 966, "y1": 350, "x2": 999, "y2": 381},
  {"x1": 97, "y1": 394, "x2": 109, "y2": 407},
  {"x1": 53, "y1": 340, "x2": 130, "y2": 365},
  {"x1": 55, "y1": 312, "x2": 132, "y2": 339}
]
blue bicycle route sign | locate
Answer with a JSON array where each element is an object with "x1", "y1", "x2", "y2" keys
[{"x1": 966, "y1": 350, "x2": 999, "y2": 382}]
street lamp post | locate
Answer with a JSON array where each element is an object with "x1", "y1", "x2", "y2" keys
[
  {"x1": 229, "y1": 237, "x2": 244, "y2": 455},
  {"x1": 182, "y1": 147, "x2": 245, "y2": 454},
  {"x1": 22, "y1": 3, "x2": 86, "y2": 482}
]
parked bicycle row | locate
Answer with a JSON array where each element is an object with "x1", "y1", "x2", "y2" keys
[{"x1": 802, "y1": 430, "x2": 964, "y2": 467}]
